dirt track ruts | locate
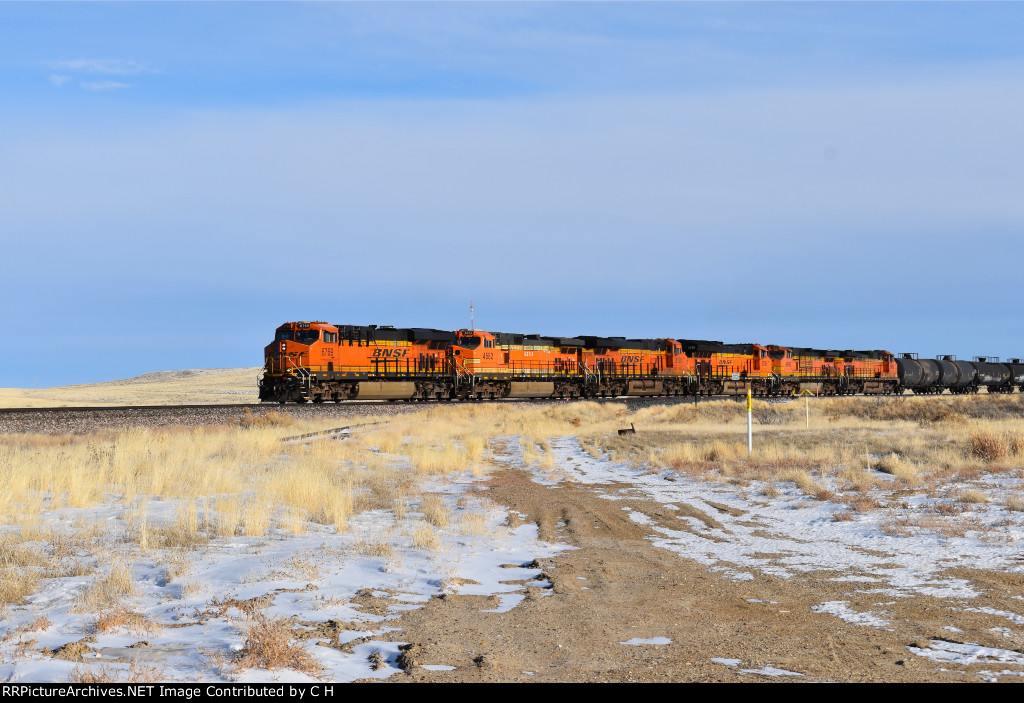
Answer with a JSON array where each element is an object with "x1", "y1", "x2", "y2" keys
[{"x1": 381, "y1": 467, "x2": 1011, "y2": 682}]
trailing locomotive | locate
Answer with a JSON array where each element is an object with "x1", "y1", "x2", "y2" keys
[{"x1": 257, "y1": 321, "x2": 1019, "y2": 403}]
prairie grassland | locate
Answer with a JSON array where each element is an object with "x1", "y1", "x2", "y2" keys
[
  {"x1": 2, "y1": 393, "x2": 1022, "y2": 620},
  {"x1": 0, "y1": 367, "x2": 261, "y2": 408},
  {"x1": 382, "y1": 395, "x2": 1024, "y2": 524},
  {"x1": 595, "y1": 396, "x2": 1024, "y2": 526},
  {"x1": 0, "y1": 402, "x2": 570, "y2": 614}
]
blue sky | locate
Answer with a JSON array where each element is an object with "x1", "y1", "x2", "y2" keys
[{"x1": 2, "y1": 2, "x2": 1024, "y2": 386}]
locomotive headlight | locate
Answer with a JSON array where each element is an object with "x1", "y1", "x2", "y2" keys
[{"x1": 280, "y1": 343, "x2": 286, "y2": 352}]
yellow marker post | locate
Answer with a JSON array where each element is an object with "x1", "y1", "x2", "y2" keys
[{"x1": 746, "y1": 389, "x2": 753, "y2": 455}]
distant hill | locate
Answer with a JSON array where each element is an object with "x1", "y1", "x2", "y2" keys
[{"x1": 0, "y1": 368, "x2": 262, "y2": 408}]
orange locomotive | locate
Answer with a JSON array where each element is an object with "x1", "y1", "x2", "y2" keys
[
  {"x1": 259, "y1": 323, "x2": 698, "y2": 403},
  {"x1": 766, "y1": 347, "x2": 899, "y2": 396},
  {"x1": 258, "y1": 321, "x2": 904, "y2": 403}
]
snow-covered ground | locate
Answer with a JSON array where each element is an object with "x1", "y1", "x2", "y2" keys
[
  {"x1": 529, "y1": 436, "x2": 1024, "y2": 681},
  {"x1": 0, "y1": 464, "x2": 567, "y2": 683},
  {"x1": 3, "y1": 432, "x2": 1024, "y2": 682},
  {"x1": 539, "y1": 436, "x2": 1024, "y2": 600}
]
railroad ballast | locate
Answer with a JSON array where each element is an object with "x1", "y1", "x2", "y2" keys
[{"x1": 258, "y1": 321, "x2": 1023, "y2": 404}]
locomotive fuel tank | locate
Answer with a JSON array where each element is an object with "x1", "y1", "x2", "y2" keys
[
  {"x1": 353, "y1": 382, "x2": 417, "y2": 400},
  {"x1": 507, "y1": 382, "x2": 555, "y2": 398}
]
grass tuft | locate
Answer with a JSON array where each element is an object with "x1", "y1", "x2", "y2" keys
[
  {"x1": 1005, "y1": 495, "x2": 1024, "y2": 512},
  {"x1": 411, "y1": 523, "x2": 441, "y2": 550},
  {"x1": 970, "y1": 430, "x2": 1009, "y2": 462},
  {"x1": 233, "y1": 612, "x2": 322, "y2": 678},
  {"x1": 419, "y1": 494, "x2": 450, "y2": 528},
  {"x1": 958, "y1": 489, "x2": 989, "y2": 505}
]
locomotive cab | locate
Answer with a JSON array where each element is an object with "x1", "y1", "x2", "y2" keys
[
  {"x1": 259, "y1": 321, "x2": 341, "y2": 402},
  {"x1": 767, "y1": 345, "x2": 798, "y2": 376},
  {"x1": 265, "y1": 321, "x2": 338, "y2": 376},
  {"x1": 450, "y1": 329, "x2": 500, "y2": 372}
]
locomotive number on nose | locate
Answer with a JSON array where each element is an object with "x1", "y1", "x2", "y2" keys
[
  {"x1": 322, "y1": 348, "x2": 334, "y2": 358},
  {"x1": 371, "y1": 349, "x2": 409, "y2": 358},
  {"x1": 482, "y1": 353, "x2": 494, "y2": 360}
]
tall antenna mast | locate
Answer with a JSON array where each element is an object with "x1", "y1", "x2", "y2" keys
[{"x1": 469, "y1": 300, "x2": 475, "y2": 330}]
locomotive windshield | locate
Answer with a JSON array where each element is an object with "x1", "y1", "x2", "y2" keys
[
  {"x1": 456, "y1": 336, "x2": 481, "y2": 349},
  {"x1": 294, "y1": 330, "x2": 321, "y2": 344},
  {"x1": 275, "y1": 330, "x2": 293, "y2": 341}
]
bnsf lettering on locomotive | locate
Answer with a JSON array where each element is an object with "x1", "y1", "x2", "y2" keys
[
  {"x1": 371, "y1": 349, "x2": 409, "y2": 358},
  {"x1": 622, "y1": 355, "x2": 642, "y2": 363}
]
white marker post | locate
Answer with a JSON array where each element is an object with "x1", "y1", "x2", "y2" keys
[
  {"x1": 746, "y1": 389, "x2": 753, "y2": 455},
  {"x1": 798, "y1": 388, "x2": 813, "y2": 429}
]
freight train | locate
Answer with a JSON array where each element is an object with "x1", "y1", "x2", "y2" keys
[{"x1": 257, "y1": 321, "x2": 1024, "y2": 403}]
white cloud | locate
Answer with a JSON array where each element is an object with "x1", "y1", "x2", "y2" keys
[
  {"x1": 49, "y1": 59, "x2": 154, "y2": 76},
  {"x1": 48, "y1": 74, "x2": 71, "y2": 87},
  {"x1": 80, "y1": 81, "x2": 131, "y2": 91}
]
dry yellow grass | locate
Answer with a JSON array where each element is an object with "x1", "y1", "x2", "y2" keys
[
  {"x1": 74, "y1": 564, "x2": 137, "y2": 613},
  {"x1": 457, "y1": 511, "x2": 490, "y2": 536},
  {"x1": 970, "y1": 430, "x2": 1010, "y2": 462},
  {"x1": 392, "y1": 498, "x2": 408, "y2": 520},
  {"x1": 5, "y1": 393, "x2": 1022, "y2": 612},
  {"x1": 356, "y1": 537, "x2": 395, "y2": 558},
  {"x1": 558, "y1": 395, "x2": 1024, "y2": 519},
  {"x1": 0, "y1": 566, "x2": 39, "y2": 609},
  {"x1": 780, "y1": 469, "x2": 832, "y2": 501},
  {"x1": 91, "y1": 608, "x2": 161, "y2": 637},
  {"x1": 836, "y1": 467, "x2": 878, "y2": 491},
  {"x1": 0, "y1": 406, "x2": 494, "y2": 608},
  {"x1": 411, "y1": 523, "x2": 441, "y2": 550},
  {"x1": 420, "y1": 494, "x2": 450, "y2": 528},
  {"x1": 875, "y1": 453, "x2": 920, "y2": 485},
  {"x1": 958, "y1": 489, "x2": 990, "y2": 505},
  {"x1": 67, "y1": 661, "x2": 166, "y2": 684},
  {"x1": 0, "y1": 367, "x2": 261, "y2": 408},
  {"x1": 233, "y1": 611, "x2": 322, "y2": 678}
]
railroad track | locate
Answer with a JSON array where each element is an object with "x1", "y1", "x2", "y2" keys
[
  {"x1": 0, "y1": 395, "x2": 776, "y2": 436},
  {"x1": 0, "y1": 402, "x2": 363, "y2": 415},
  {"x1": 0, "y1": 394, "x2": 748, "y2": 415},
  {"x1": 0, "y1": 401, "x2": 425, "y2": 436}
]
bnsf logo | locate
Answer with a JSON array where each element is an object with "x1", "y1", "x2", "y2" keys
[
  {"x1": 621, "y1": 355, "x2": 643, "y2": 363},
  {"x1": 371, "y1": 349, "x2": 409, "y2": 358}
]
